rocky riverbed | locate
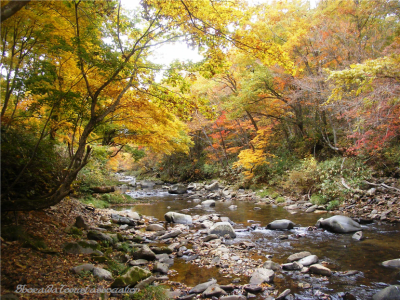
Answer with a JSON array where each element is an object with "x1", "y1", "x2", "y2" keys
[{"x1": 80, "y1": 179, "x2": 400, "y2": 298}]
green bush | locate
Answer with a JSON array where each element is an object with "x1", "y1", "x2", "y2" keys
[
  {"x1": 275, "y1": 196, "x2": 285, "y2": 203},
  {"x1": 327, "y1": 200, "x2": 340, "y2": 211},
  {"x1": 1, "y1": 127, "x2": 68, "y2": 209},
  {"x1": 310, "y1": 194, "x2": 327, "y2": 205}
]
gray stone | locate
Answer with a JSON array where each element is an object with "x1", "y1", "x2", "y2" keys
[
  {"x1": 168, "y1": 183, "x2": 187, "y2": 194},
  {"x1": 244, "y1": 285, "x2": 263, "y2": 293},
  {"x1": 228, "y1": 205, "x2": 237, "y2": 210},
  {"x1": 159, "y1": 229, "x2": 182, "y2": 240},
  {"x1": 93, "y1": 267, "x2": 113, "y2": 281},
  {"x1": 298, "y1": 255, "x2": 319, "y2": 266},
  {"x1": 266, "y1": 219, "x2": 294, "y2": 230},
  {"x1": 87, "y1": 230, "x2": 114, "y2": 243},
  {"x1": 220, "y1": 296, "x2": 246, "y2": 300},
  {"x1": 352, "y1": 231, "x2": 364, "y2": 241},
  {"x1": 111, "y1": 266, "x2": 151, "y2": 288},
  {"x1": 262, "y1": 261, "x2": 281, "y2": 271},
  {"x1": 71, "y1": 264, "x2": 94, "y2": 274},
  {"x1": 129, "y1": 259, "x2": 148, "y2": 266},
  {"x1": 276, "y1": 289, "x2": 291, "y2": 300},
  {"x1": 282, "y1": 262, "x2": 303, "y2": 270},
  {"x1": 203, "y1": 234, "x2": 219, "y2": 242},
  {"x1": 316, "y1": 215, "x2": 361, "y2": 233},
  {"x1": 135, "y1": 276, "x2": 157, "y2": 289},
  {"x1": 201, "y1": 200, "x2": 216, "y2": 207},
  {"x1": 164, "y1": 212, "x2": 192, "y2": 225},
  {"x1": 249, "y1": 268, "x2": 275, "y2": 284},
  {"x1": 132, "y1": 245, "x2": 156, "y2": 261},
  {"x1": 205, "y1": 181, "x2": 219, "y2": 191},
  {"x1": 189, "y1": 279, "x2": 217, "y2": 294},
  {"x1": 309, "y1": 264, "x2": 332, "y2": 276},
  {"x1": 209, "y1": 222, "x2": 236, "y2": 238},
  {"x1": 74, "y1": 216, "x2": 89, "y2": 229},
  {"x1": 153, "y1": 262, "x2": 169, "y2": 274},
  {"x1": 382, "y1": 259, "x2": 400, "y2": 269},
  {"x1": 146, "y1": 224, "x2": 165, "y2": 231},
  {"x1": 203, "y1": 284, "x2": 227, "y2": 298},
  {"x1": 372, "y1": 285, "x2": 400, "y2": 300},
  {"x1": 287, "y1": 251, "x2": 312, "y2": 262},
  {"x1": 306, "y1": 205, "x2": 318, "y2": 213}
]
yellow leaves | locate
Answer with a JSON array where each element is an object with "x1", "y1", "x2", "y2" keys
[{"x1": 233, "y1": 128, "x2": 274, "y2": 178}]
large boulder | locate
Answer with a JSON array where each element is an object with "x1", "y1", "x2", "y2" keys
[
  {"x1": 74, "y1": 216, "x2": 89, "y2": 229},
  {"x1": 266, "y1": 219, "x2": 294, "y2": 230},
  {"x1": 316, "y1": 215, "x2": 361, "y2": 233},
  {"x1": 209, "y1": 222, "x2": 236, "y2": 239},
  {"x1": 372, "y1": 285, "x2": 400, "y2": 300},
  {"x1": 249, "y1": 268, "x2": 275, "y2": 284},
  {"x1": 164, "y1": 212, "x2": 192, "y2": 225},
  {"x1": 111, "y1": 266, "x2": 151, "y2": 288},
  {"x1": 93, "y1": 267, "x2": 113, "y2": 281},
  {"x1": 168, "y1": 184, "x2": 187, "y2": 194}
]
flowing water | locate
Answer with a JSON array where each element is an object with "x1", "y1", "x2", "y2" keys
[{"x1": 116, "y1": 186, "x2": 400, "y2": 299}]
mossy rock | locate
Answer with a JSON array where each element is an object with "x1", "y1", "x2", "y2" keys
[
  {"x1": 131, "y1": 235, "x2": 143, "y2": 243},
  {"x1": 270, "y1": 192, "x2": 280, "y2": 199},
  {"x1": 87, "y1": 231, "x2": 114, "y2": 244},
  {"x1": 275, "y1": 197, "x2": 285, "y2": 204},
  {"x1": 91, "y1": 255, "x2": 108, "y2": 263},
  {"x1": 63, "y1": 240, "x2": 101, "y2": 255},
  {"x1": 111, "y1": 266, "x2": 151, "y2": 288}
]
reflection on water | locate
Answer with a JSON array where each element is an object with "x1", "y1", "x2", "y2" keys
[{"x1": 115, "y1": 190, "x2": 400, "y2": 298}]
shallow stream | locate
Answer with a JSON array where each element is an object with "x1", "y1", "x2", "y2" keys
[{"x1": 116, "y1": 186, "x2": 400, "y2": 299}]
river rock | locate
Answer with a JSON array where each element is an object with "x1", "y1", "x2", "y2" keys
[
  {"x1": 249, "y1": 268, "x2": 275, "y2": 284},
  {"x1": 382, "y1": 259, "x2": 400, "y2": 269},
  {"x1": 93, "y1": 267, "x2": 113, "y2": 281},
  {"x1": 205, "y1": 181, "x2": 219, "y2": 191},
  {"x1": 282, "y1": 262, "x2": 303, "y2": 270},
  {"x1": 201, "y1": 200, "x2": 216, "y2": 207},
  {"x1": 287, "y1": 251, "x2": 312, "y2": 262},
  {"x1": 306, "y1": 205, "x2": 318, "y2": 213},
  {"x1": 159, "y1": 229, "x2": 182, "y2": 240},
  {"x1": 203, "y1": 234, "x2": 219, "y2": 242},
  {"x1": 146, "y1": 224, "x2": 164, "y2": 231},
  {"x1": 244, "y1": 285, "x2": 263, "y2": 293},
  {"x1": 262, "y1": 261, "x2": 281, "y2": 271},
  {"x1": 276, "y1": 289, "x2": 291, "y2": 300},
  {"x1": 228, "y1": 205, "x2": 237, "y2": 210},
  {"x1": 153, "y1": 262, "x2": 169, "y2": 274},
  {"x1": 74, "y1": 216, "x2": 89, "y2": 229},
  {"x1": 111, "y1": 266, "x2": 151, "y2": 288},
  {"x1": 352, "y1": 231, "x2": 364, "y2": 241},
  {"x1": 132, "y1": 245, "x2": 156, "y2": 261},
  {"x1": 220, "y1": 296, "x2": 246, "y2": 300},
  {"x1": 298, "y1": 255, "x2": 319, "y2": 266},
  {"x1": 129, "y1": 259, "x2": 148, "y2": 266},
  {"x1": 201, "y1": 220, "x2": 214, "y2": 228},
  {"x1": 209, "y1": 222, "x2": 236, "y2": 238},
  {"x1": 266, "y1": 219, "x2": 294, "y2": 230},
  {"x1": 189, "y1": 279, "x2": 217, "y2": 294},
  {"x1": 309, "y1": 264, "x2": 332, "y2": 276},
  {"x1": 71, "y1": 264, "x2": 94, "y2": 274},
  {"x1": 168, "y1": 183, "x2": 187, "y2": 194},
  {"x1": 316, "y1": 215, "x2": 361, "y2": 233},
  {"x1": 203, "y1": 284, "x2": 227, "y2": 298},
  {"x1": 87, "y1": 230, "x2": 114, "y2": 243},
  {"x1": 164, "y1": 212, "x2": 192, "y2": 225},
  {"x1": 372, "y1": 285, "x2": 400, "y2": 300}
]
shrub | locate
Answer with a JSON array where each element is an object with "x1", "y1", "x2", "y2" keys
[
  {"x1": 327, "y1": 200, "x2": 340, "y2": 211},
  {"x1": 130, "y1": 285, "x2": 169, "y2": 300},
  {"x1": 275, "y1": 196, "x2": 285, "y2": 203}
]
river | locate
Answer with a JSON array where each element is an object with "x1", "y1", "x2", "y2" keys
[{"x1": 116, "y1": 184, "x2": 400, "y2": 299}]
